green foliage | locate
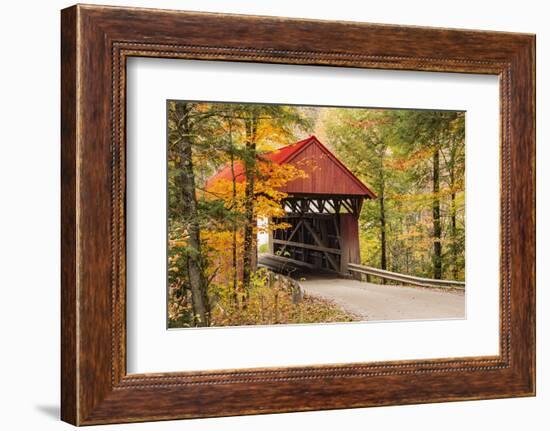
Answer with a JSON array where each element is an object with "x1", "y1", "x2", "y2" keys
[
  {"x1": 325, "y1": 108, "x2": 465, "y2": 280},
  {"x1": 258, "y1": 243, "x2": 269, "y2": 254}
]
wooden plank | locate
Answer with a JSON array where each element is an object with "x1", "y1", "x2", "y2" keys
[
  {"x1": 273, "y1": 239, "x2": 342, "y2": 255},
  {"x1": 325, "y1": 199, "x2": 337, "y2": 213},
  {"x1": 263, "y1": 253, "x2": 318, "y2": 270},
  {"x1": 287, "y1": 219, "x2": 303, "y2": 241},
  {"x1": 340, "y1": 199, "x2": 354, "y2": 214},
  {"x1": 280, "y1": 213, "x2": 335, "y2": 219}
]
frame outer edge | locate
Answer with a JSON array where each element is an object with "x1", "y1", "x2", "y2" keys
[
  {"x1": 61, "y1": 5, "x2": 80, "y2": 426},
  {"x1": 61, "y1": 5, "x2": 536, "y2": 424},
  {"x1": 500, "y1": 35, "x2": 536, "y2": 396},
  {"x1": 523, "y1": 35, "x2": 537, "y2": 396},
  {"x1": 528, "y1": 35, "x2": 536, "y2": 395},
  {"x1": 531, "y1": 34, "x2": 536, "y2": 395}
]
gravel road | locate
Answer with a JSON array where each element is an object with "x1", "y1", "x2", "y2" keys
[{"x1": 300, "y1": 276, "x2": 465, "y2": 321}]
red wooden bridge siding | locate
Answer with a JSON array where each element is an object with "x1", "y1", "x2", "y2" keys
[{"x1": 278, "y1": 136, "x2": 375, "y2": 197}]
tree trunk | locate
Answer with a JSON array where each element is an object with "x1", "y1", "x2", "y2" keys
[
  {"x1": 379, "y1": 195, "x2": 387, "y2": 271},
  {"x1": 242, "y1": 116, "x2": 258, "y2": 294},
  {"x1": 228, "y1": 122, "x2": 239, "y2": 305},
  {"x1": 377, "y1": 149, "x2": 388, "y2": 283},
  {"x1": 177, "y1": 104, "x2": 210, "y2": 326},
  {"x1": 449, "y1": 165, "x2": 458, "y2": 280},
  {"x1": 432, "y1": 146, "x2": 442, "y2": 280}
]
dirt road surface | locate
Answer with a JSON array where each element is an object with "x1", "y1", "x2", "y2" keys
[{"x1": 300, "y1": 276, "x2": 465, "y2": 321}]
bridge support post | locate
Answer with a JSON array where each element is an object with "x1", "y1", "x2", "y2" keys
[{"x1": 340, "y1": 213, "x2": 361, "y2": 278}]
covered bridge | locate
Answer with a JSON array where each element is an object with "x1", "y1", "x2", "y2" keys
[{"x1": 208, "y1": 135, "x2": 376, "y2": 274}]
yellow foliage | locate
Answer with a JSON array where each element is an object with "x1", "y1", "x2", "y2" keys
[
  {"x1": 255, "y1": 122, "x2": 294, "y2": 151},
  {"x1": 206, "y1": 160, "x2": 307, "y2": 220}
]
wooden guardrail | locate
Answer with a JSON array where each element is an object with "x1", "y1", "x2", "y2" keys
[{"x1": 348, "y1": 263, "x2": 465, "y2": 289}]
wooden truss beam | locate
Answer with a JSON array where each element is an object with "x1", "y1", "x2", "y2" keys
[
  {"x1": 302, "y1": 220, "x2": 340, "y2": 272},
  {"x1": 282, "y1": 196, "x2": 362, "y2": 217},
  {"x1": 278, "y1": 219, "x2": 304, "y2": 256}
]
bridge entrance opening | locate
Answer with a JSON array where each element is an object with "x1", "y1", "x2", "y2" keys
[{"x1": 269, "y1": 196, "x2": 363, "y2": 274}]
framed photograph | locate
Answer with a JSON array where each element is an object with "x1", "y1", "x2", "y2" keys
[{"x1": 61, "y1": 4, "x2": 535, "y2": 425}]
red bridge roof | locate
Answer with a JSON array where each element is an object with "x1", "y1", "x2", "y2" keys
[{"x1": 205, "y1": 135, "x2": 376, "y2": 198}]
